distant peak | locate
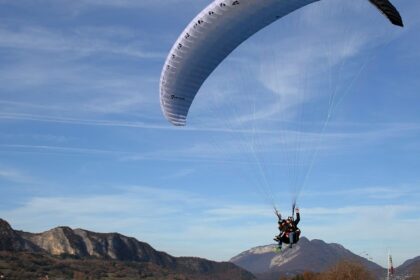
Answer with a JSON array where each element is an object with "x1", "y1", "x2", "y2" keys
[{"x1": 51, "y1": 226, "x2": 73, "y2": 231}]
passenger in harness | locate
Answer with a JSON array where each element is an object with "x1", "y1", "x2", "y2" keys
[{"x1": 273, "y1": 207, "x2": 301, "y2": 250}]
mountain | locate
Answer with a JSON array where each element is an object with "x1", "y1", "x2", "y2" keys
[
  {"x1": 0, "y1": 218, "x2": 255, "y2": 280},
  {"x1": 396, "y1": 256, "x2": 420, "y2": 279},
  {"x1": 230, "y1": 237, "x2": 386, "y2": 280},
  {"x1": 18, "y1": 227, "x2": 176, "y2": 267}
]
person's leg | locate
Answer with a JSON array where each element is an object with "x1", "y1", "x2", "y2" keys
[
  {"x1": 277, "y1": 234, "x2": 282, "y2": 248},
  {"x1": 289, "y1": 232, "x2": 294, "y2": 248},
  {"x1": 278, "y1": 233, "x2": 285, "y2": 249}
]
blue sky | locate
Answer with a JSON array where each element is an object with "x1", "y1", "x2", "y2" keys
[{"x1": 1, "y1": 0, "x2": 419, "y2": 267}]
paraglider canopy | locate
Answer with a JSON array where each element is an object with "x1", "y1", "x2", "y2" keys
[{"x1": 160, "y1": 0, "x2": 403, "y2": 126}]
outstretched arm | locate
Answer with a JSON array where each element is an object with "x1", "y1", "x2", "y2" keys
[
  {"x1": 274, "y1": 208, "x2": 282, "y2": 221},
  {"x1": 295, "y1": 208, "x2": 300, "y2": 226}
]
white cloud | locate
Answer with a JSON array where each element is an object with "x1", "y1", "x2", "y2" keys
[
  {"x1": 0, "y1": 25, "x2": 163, "y2": 59},
  {"x1": 0, "y1": 113, "x2": 168, "y2": 130},
  {"x1": 0, "y1": 22, "x2": 163, "y2": 119},
  {"x1": 122, "y1": 121, "x2": 420, "y2": 166},
  {"x1": 303, "y1": 185, "x2": 420, "y2": 200},
  {"x1": 163, "y1": 168, "x2": 196, "y2": 179},
  {"x1": 69, "y1": 0, "x2": 207, "y2": 9},
  {"x1": 0, "y1": 167, "x2": 34, "y2": 184},
  {"x1": 1, "y1": 118, "x2": 418, "y2": 166},
  {"x1": 0, "y1": 144, "x2": 127, "y2": 157},
  {"x1": 0, "y1": 49, "x2": 158, "y2": 113}
]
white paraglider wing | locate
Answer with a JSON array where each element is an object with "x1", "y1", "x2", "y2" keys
[
  {"x1": 159, "y1": 0, "x2": 320, "y2": 126},
  {"x1": 159, "y1": 0, "x2": 403, "y2": 126}
]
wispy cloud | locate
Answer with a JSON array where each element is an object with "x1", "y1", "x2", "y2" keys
[
  {"x1": 1, "y1": 118, "x2": 418, "y2": 165},
  {"x1": 0, "y1": 113, "x2": 166, "y2": 129},
  {"x1": 0, "y1": 55, "x2": 157, "y2": 116},
  {"x1": 303, "y1": 185, "x2": 420, "y2": 200},
  {"x1": 0, "y1": 19, "x2": 163, "y2": 118},
  {"x1": 123, "y1": 121, "x2": 420, "y2": 165},
  {"x1": 0, "y1": 25, "x2": 163, "y2": 59},
  {"x1": 163, "y1": 168, "x2": 196, "y2": 179},
  {"x1": 68, "y1": 0, "x2": 208, "y2": 9},
  {"x1": 0, "y1": 167, "x2": 34, "y2": 184},
  {"x1": 0, "y1": 144, "x2": 128, "y2": 157}
]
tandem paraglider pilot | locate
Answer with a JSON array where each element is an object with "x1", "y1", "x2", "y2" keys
[{"x1": 274, "y1": 207, "x2": 301, "y2": 251}]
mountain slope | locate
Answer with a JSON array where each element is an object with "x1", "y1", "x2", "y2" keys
[
  {"x1": 397, "y1": 256, "x2": 420, "y2": 278},
  {"x1": 231, "y1": 237, "x2": 385, "y2": 279}
]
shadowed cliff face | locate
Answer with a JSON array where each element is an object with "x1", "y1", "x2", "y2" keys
[
  {"x1": 0, "y1": 218, "x2": 256, "y2": 280},
  {"x1": 0, "y1": 219, "x2": 40, "y2": 252}
]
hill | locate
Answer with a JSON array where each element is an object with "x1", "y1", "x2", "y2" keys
[
  {"x1": 230, "y1": 237, "x2": 385, "y2": 280},
  {"x1": 396, "y1": 256, "x2": 420, "y2": 279}
]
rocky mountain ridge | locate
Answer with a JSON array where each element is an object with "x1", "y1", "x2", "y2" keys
[
  {"x1": 0, "y1": 218, "x2": 254, "y2": 280},
  {"x1": 18, "y1": 226, "x2": 176, "y2": 267}
]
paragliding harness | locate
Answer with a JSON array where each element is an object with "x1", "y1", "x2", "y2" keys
[{"x1": 274, "y1": 205, "x2": 301, "y2": 250}]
